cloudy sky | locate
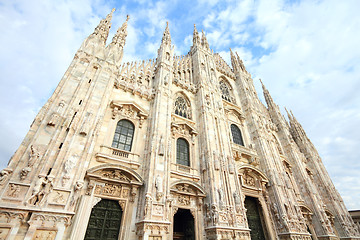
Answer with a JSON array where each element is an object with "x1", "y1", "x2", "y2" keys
[{"x1": 0, "y1": 0, "x2": 359, "y2": 209}]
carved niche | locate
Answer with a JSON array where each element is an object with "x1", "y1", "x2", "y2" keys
[{"x1": 110, "y1": 101, "x2": 148, "y2": 128}]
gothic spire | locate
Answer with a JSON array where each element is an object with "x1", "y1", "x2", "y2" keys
[
  {"x1": 235, "y1": 52, "x2": 247, "y2": 73},
  {"x1": 92, "y1": 8, "x2": 115, "y2": 44},
  {"x1": 161, "y1": 21, "x2": 171, "y2": 46},
  {"x1": 193, "y1": 24, "x2": 200, "y2": 46},
  {"x1": 201, "y1": 30, "x2": 209, "y2": 49},
  {"x1": 110, "y1": 15, "x2": 130, "y2": 48},
  {"x1": 230, "y1": 48, "x2": 239, "y2": 72},
  {"x1": 260, "y1": 79, "x2": 275, "y2": 108}
]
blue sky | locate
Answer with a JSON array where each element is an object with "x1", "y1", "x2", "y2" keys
[{"x1": 0, "y1": 0, "x2": 359, "y2": 209}]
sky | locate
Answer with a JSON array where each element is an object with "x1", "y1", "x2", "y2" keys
[{"x1": 0, "y1": 0, "x2": 359, "y2": 209}]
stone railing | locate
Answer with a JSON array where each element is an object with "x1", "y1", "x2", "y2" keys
[
  {"x1": 95, "y1": 145, "x2": 141, "y2": 169},
  {"x1": 232, "y1": 143, "x2": 259, "y2": 166},
  {"x1": 170, "y1": 163, "x2": 200, "y2": 180}
]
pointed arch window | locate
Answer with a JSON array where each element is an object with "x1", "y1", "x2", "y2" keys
[
  {"x1": 231, "y1": 124, "x2": 244, "y2": 146},
  {"x1": 174, "y1": 96, "x2": 191, "y2": 119},
  {"x1": 219, "y1": 80, "x2": 232, "y2": 102},
  {"x1": 176, "y1": 138, "x2": 190, "y2": 166},
  {"x1": 112, "y1": 119, "x2": 134, "y2": 151}
]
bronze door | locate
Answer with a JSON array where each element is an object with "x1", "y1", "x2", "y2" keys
[
  {"x1": 245, "y1": 196, "x2": 266, "y2": 240},
  {"x1": 85, "y1": 199, "x2": 123, "y2": 240}
]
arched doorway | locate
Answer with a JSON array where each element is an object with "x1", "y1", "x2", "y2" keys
[
  {"x1": 84, "y1": 199, "x2": 123, "y2": 240},
  {"x1": 245, "y1": 196, "x2": 266, "y2": 240},
  {"x1": 173, "y1": 208, "x2": 195, "y2": 240}
]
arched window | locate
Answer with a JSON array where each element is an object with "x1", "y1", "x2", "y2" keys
[
  {"x1": 176, "y1": 138, "x2": 190, "y2": 166},
  {"x1": 112, "y1": 120, "x2": 134, "y2": 151},
  {"x1": 231, "y1": 124, "x2": 244, "y2": 146},
  {"x1": 174, "y1": 96, "x2": 191, "y2": 119},
  {"x1": 219, "y1": 80, "x2": 232, "y2": 102}
]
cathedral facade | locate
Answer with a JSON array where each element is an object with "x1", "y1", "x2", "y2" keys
[{"x1": 0, "y1": 9, "x2": 358, "y2": 240}]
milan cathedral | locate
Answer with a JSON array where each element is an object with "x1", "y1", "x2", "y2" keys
[{"x1": 0, "y1": 9, "x2": 358, "y2": 240}]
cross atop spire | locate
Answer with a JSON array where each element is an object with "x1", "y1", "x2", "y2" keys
[
  {"x1": 110, "y1": 15, "x2": 130, "y2": 48},
  {"x1": 93, "y1": 8, "x2": 115, "y2": 43},
  {"x1": 161, "y1": 21, "x2": 171, "y2": 46}
]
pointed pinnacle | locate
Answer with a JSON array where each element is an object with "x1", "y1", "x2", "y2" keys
[
  {"x1": 285, "y1": 107, "x2": 292, "y2": 120},
  {"x1": 161, "y1": 21, "x2": 171, "y2": 45}
]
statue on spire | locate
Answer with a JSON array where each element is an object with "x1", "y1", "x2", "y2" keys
[
  {"x1": 110, "y1": 15, "x2": 130, "y2": 48},
  {"x1": 161, "y1": 21, "x2": 171, "y2": 46}
]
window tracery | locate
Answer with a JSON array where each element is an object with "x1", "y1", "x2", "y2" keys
[
  {"x1": 174, "y1": 96, "x2": 191, "y2": 119},
  {"x1": 219, "y1": 80, "x2": 232, "y2": 102}
]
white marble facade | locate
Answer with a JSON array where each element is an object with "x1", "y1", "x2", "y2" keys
[{"x1": 0, "y1": 9, "x2": 359, "y2": 240}]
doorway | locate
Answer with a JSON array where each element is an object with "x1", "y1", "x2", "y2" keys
[
  {"x1": 84, "y1": 199, "x2": 123, "y2": 240},
  {"x1": 173, "y1": 208, "x2": 195, "y2": 240},
  {"x1": 245, "y1": 196, "x2": 266, "y2": 240}
]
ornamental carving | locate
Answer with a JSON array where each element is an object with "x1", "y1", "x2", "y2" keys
[
  {"x1": 171, "y1": 122, "x2": 198, "y2": 140},
  {"x1": 0, "y1": 227, "x2": 10, "y2": 239},
  {"x1": 33, "y1": 230, "x2": 57, "y2": 240},
  {"x1": 29, "y1": 213, "x2": 71, "y2": 228},
  {"x1": 100, "y1": 169, "x2": 131, "y2": 182},
  {"x1": 7, "y1": 184, "x2": 20, "y2": 198},
  {"x1": 95, "y1": 183, "x2": 122, "y2": 197},
  {"x1": 111, "y1": 101, "x2": 148, "y2": 128},
  {"x1": 177, "y1": 195, "x2": 190, "y2": 205}
]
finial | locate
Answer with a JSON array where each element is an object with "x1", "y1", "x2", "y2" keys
[
  {"x1": 161, "y1": 21, "x2": 171, "y2": 45},
  {"x1": 109, "y1": 14, "x2": 130, "y2": 48},
  {"x1": 259, "y1": 78, "x2": 264, "y2": 87}
]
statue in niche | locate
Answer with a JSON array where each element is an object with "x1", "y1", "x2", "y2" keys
[
  {"x1": 70, "y1": 181, "x2": 84, "y2": 207},
  {"x1": 20, "y1": 167, "x2": 31, "y2": 181},
  {"x1": 0, "y1": 169, "x2": 11, "y2": 185},
  {"x1": 218, "y1": 188, "x2": 224, "y2": 209},
  {"x1": 79, "y1": 112, "x2": 92, "y2": 135},
  {"x1": 155, "y1": 175, "x2": 163, "y2": 201},
  {"x1": 28, "y1": 145, "x2": 40, "y2": 168},
  {"x1": 158, "y1": 135, "x2": 164, "y2": 156}
]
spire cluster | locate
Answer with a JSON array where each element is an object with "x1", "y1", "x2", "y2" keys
[{"x1": 230, "y1": 49, "x2": 247, "y2": 73}]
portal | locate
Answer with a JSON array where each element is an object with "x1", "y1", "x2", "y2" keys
[
  {"x1": 245, "y1": 196, "x2": 266, "y2": 240},
  {"x1": 173, "y1": 208, "x2": 195, "y2": 240},
  {"x1": 84, "y1": 199, "x2": 123, "y2": 240}
]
